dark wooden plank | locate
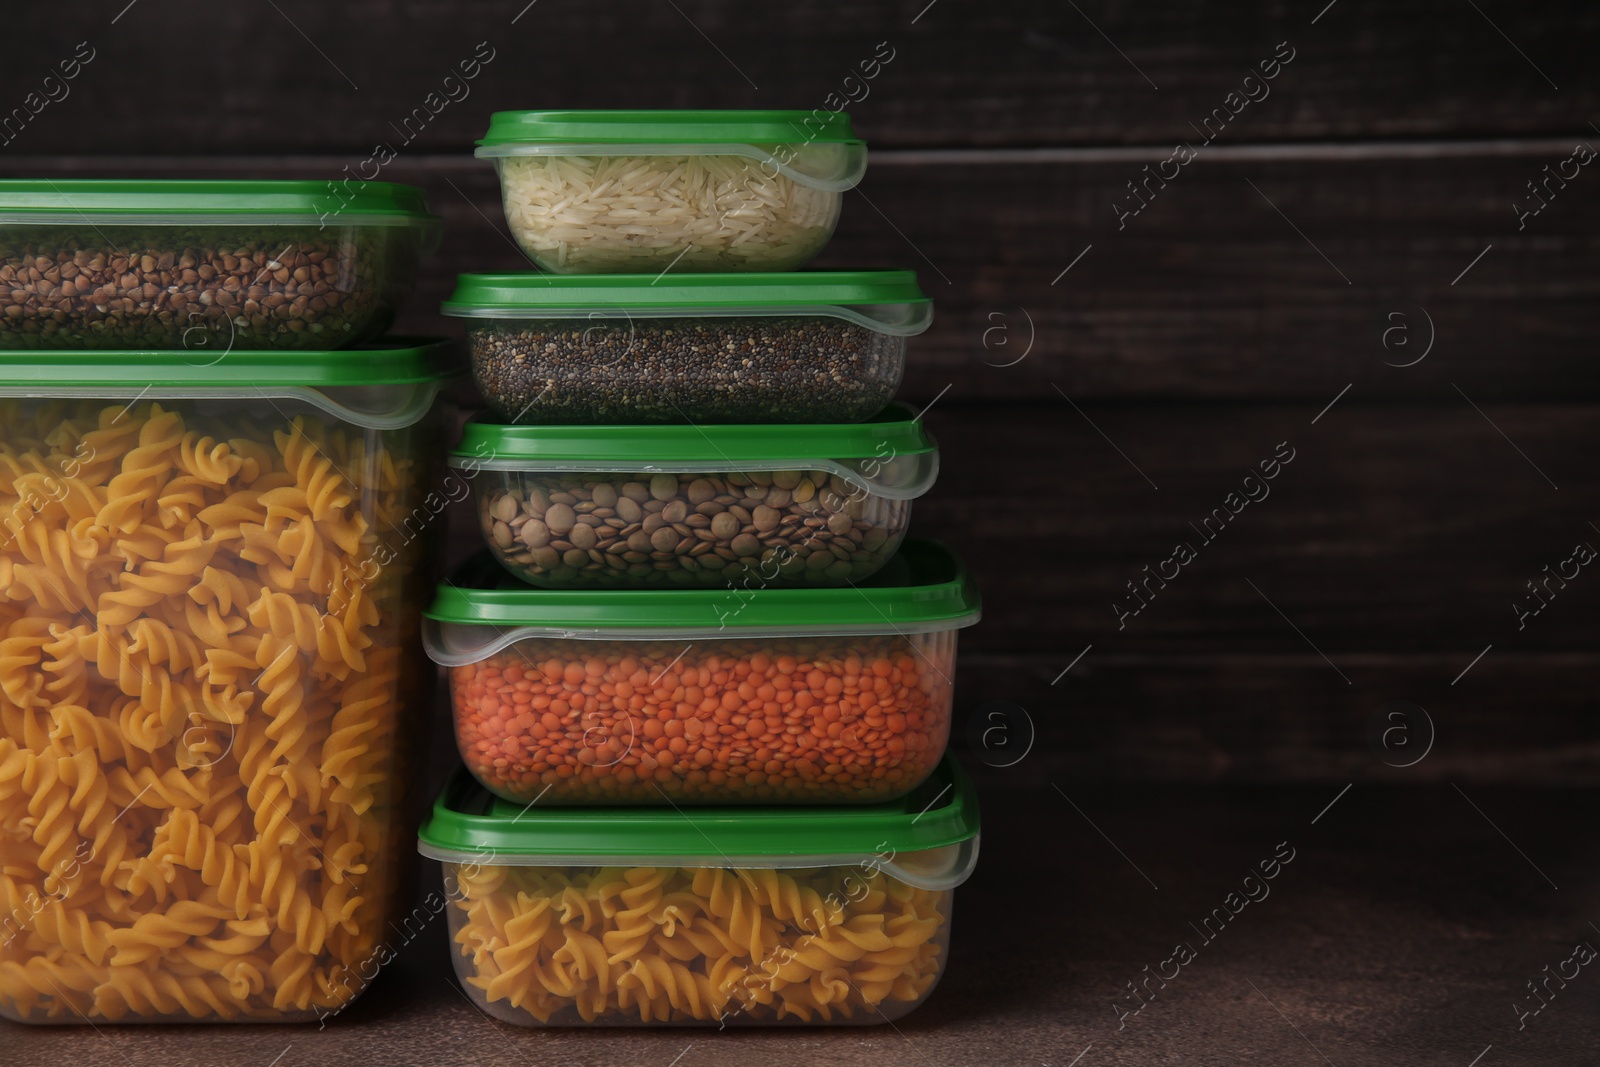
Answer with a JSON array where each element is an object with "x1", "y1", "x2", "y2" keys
[
  {"x1": 3, "y1": 0, "x2": 1594, "y2": 153},
  {"x1": 5, "y1": 151, "x2": 1597, "y2": 402},
  {"x1": 919, "y1": 402, "x2": 1600, "y2": 654},
  {"x1": 952, "y1": 653, "x2": 1600, "y2": 787},
  {"x1": 5, "y1": 785, "x2": 1597, "y2": 1064}
]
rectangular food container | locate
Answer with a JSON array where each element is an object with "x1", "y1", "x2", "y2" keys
[
  {"x1": 417, "y1": 754, "x2": 979, "y2": 1025},
  {"x1": 423, "y1": 539, "x2": 979, "y2": 806},
  {"x1": 0, "y1": 340, "x2": 457, "y2": 1023},
  {"x1": 442, "y1": 271, "x2": 931, "y2": 425},
  {"x1": 453, "y1": 403, "x2": 937, "y2": 589},
  {"x1": 0, "y1": 180, "x2": 439, "y2": 350},
  {"x1": 476, "y1": 110, "x2": 866, "y2": 274}
]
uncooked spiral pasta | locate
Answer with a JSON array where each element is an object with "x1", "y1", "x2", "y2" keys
[
  {"x1": 446, "y1": 862, "x2": 949, "y2": 1024},
  {"x1": 0, "y1": 398, "x2": 426, "y2": 1022}
]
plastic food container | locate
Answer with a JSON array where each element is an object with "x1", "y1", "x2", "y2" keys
[
  {"x1": 418, "y1": 754, "x2": 979, "y2": 1025},
  {"x1": 0, "y1": 340, "x2": 457, "y2": 1023},
  {"x1": 454, "y1": 403, "x2": 937, "y2": 589},
  {"x1": 423, "y1": 539, "x2": 979, "y2": 806},
  {"x1": 442, "y1": 271, "x2": 931, "y2": 425},
  {"x1": 0, "y1": 180, "x2": 439, "y2": 350},
  {"x1": 476, "y1": 110, "x2": 866, "y2": 274}
]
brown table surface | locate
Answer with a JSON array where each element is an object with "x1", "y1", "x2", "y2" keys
[{"x1": 5, "y1": 781, "x2": 1597, "y2": 1067}]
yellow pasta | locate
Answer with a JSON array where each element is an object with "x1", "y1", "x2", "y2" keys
[
  {"x1": 0, "y1": 398, "x2": 425, "y2": 1022},
  {"x1": 446, "y1": 862, "x2": 950, "y2": 1025}
]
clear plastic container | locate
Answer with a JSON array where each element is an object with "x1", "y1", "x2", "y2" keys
[
  {"x1": 475, "y1": 110, "x2": 867, "y2": 274},
  {"x1": 0, "y1": 341, "x2": 457, "y2": 1023},
  {"x1": 422, "y1": 540, "x2": 980, "y2": 806},
  {"x1": 417, "y1": 755, "x2": 980, "y2": 1025},
  {"x1": 453, "y1": 404, "x2": 938, "y2": 589},
  {"x1": 0, "y1": 180, "x2": 439, "y2": 350},
  {"x1": 442, "y1": 271, "x2": 931, "y2": 425}
]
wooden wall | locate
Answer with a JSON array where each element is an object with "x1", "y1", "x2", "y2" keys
[{"x1": 7, "y1": 0, "x2": 1597, "y2": 782}]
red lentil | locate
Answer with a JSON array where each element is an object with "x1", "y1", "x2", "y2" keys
[{"x1": 449, "y1": 633, "x2": 955, "y2": 804}]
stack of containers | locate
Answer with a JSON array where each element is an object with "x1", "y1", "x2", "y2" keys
[
  {"x1": 421, "y1": 111, "x2": 982, "y2": 1026},
  {"x1": 0, "y1": 180, "x2": 456, "y2": 1022}
]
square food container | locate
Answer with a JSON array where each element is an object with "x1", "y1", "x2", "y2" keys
[
  {"x1": 476, "y1": 110, "x2": 867, "y2": 274},
  {"x1": 423, "y1": 539, "x2": 980, "y2": 806},
  {"x1": 0, "y1": 180, "x2": 439, "y2": 350},
  {"x1": 454, "y1": 403, "x2": 938, "y2": 589},
  {"x1": 417, "y1": 754, "x2": 980, "y2": 1025},
  {"x1": 0, "y1": 340, "x2": 458, "y2": 1023},
  {"x1": 442, "y1": 271, "x2": 931, "y2": 425}
]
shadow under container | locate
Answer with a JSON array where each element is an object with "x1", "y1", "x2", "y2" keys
[
  {"x1": 0, "y1": 340, "x2": 458, "y2": 1023},
  {"x1": 417, "y1": 754, "x2": 980, "y2": 1025},
  {"x1": 0, "y1": 179, "x2": 439, "y2": 349},
  {"x1": 423, "y1": 540, "x2": 980, "y2": 806},
  {"x1": 455, "y1": 403, "x2": 938, "y2": 589},
  {"x1": 442, "y1": 270, "x2": 931, "y2": 425},
  {"x1": 476, "y1": 109, "x2": 866, "y2": 274}
]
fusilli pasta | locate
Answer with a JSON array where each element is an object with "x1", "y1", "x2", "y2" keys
[
  {"x1": 445, "y1": 862, "x2": 949, "y2": 1025},
  {"x1": 0, "y1": 398, "x2": 428, "y2": 1022}
]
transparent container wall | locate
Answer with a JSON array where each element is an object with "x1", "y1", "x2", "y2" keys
[
  {"x1": 478, "y1": 469, "x2": 910, "y2": 589},
  {"x1": 493, "y1": 153, "x2": 843, "y2": 274},
  {"x1": 0, "y1": 392, "x2": 442, "y2": 1022},
  {"x1": 467, "y1": 316, "x2": 905, "y2": 425},
  {"x1": 0, "y1": 222, "x2": 426, "y2": 350},
  {"x1": 442, "y1": 860, "x2": 954, "y2": 1025},
  {"x1": 450, "y1": 629, "x2": 956, "y2": 805}
]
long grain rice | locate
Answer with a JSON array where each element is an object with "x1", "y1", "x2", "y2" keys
[{"x1": 497, "y1": 154, "x2": 840, "y2": 273}]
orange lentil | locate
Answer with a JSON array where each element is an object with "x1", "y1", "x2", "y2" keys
[{"x1": 450, "y1": 634, "x2": 955, "y2": 804}]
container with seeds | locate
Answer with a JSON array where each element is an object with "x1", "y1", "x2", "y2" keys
[
  {"x1": 475, "y1": 110, "x2": 867, "y2": 274},
  {"x1": 442, "y1": 271, "x2": 930, "y2": 425},
  {"x1": 0, "y1": 180, "x2": 438, "y2": 350},
  {"x1": 454, "y1": 404, "x2": 937, "y2": 589}
]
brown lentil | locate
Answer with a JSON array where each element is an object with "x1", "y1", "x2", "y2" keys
[
  {"x1": 467, "y1": 316, "x2": 905, "y2": 424},
  {"x1": 482, "y1": 469, "x2": 905, "y2": 588}
]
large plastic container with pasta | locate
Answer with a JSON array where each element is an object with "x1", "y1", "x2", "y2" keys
[
  {"x1": 417, "y1": 754, "x2": 980, "y2": 1026},
  {"x1": 423, "y1": 540, "x2": 980, "y2": 806},
  {"x1": 0, "y1": 339, "x2": 456, "y2": 1023}
]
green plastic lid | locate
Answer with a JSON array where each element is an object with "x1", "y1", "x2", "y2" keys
[
  {"x1": 421, "y1": 539, "x2": 979, "y2": 651},
  {"x1": 417, "y1": 753, "x2": 979, "y2": 885},
  {"x1": 442, "y1": 270, "x2": 926, "y2": 313},
  {"x1": 0, "y1": 179, "x2": 437, "y2": 224},
  {"x1": 476, "y1": 109, "x2": 861, "y2": 148},
  {"x1": 0, "y1": 338, "x2": 458, "y2": 388},
  {"x1": 453, "y1": 402, "x2": 934, "y2": 467},
  {"x1": 440, "y1": 270, "x2": 931, "y2": 334}
]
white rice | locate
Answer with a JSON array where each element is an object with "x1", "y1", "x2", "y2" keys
[{"x1": 497, "y1": 154, "x2": 841, "y2": 273}]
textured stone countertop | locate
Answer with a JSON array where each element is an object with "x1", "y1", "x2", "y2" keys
[{"x1": 5, "y1": 783, "x2": 1597, "y2": 1067}]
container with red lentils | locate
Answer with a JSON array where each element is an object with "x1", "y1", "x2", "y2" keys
[{"x1": 423, "y1": 539, "x2": 980, "y2": 806}]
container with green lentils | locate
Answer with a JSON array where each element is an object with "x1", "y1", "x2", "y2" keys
[
  {"x1": 452, "y1": 404, "x2": 938, "y2": 589},
  {"x1": 441, "y1": 271, "x2": 931, "y2": 425}
]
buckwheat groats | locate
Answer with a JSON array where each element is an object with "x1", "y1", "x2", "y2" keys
[{"x1": 0, "y1": 181, "x2": 437, "y2": 350}]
